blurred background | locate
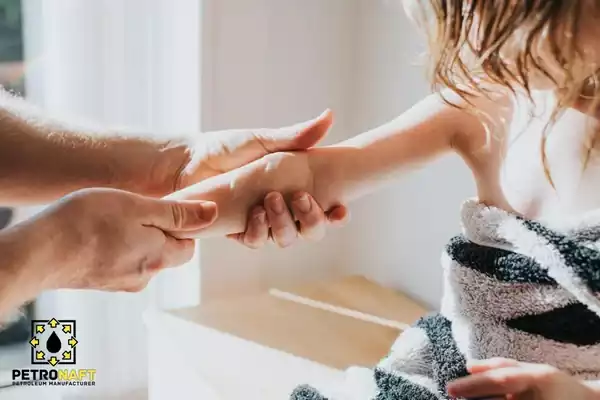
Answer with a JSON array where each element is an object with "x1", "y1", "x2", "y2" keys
[
  {"x1": 0, "y1": 0, "x2": 32, "y2": 376},
  {"x1": 0, "y1": 0, "x2": 475, "y2": 398}
]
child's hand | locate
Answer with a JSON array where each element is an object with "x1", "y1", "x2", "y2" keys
[{"x1": 447, "y1": 358, "x2": 599, "y2": 400}]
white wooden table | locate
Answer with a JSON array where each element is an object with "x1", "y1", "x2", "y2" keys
[{"x1": 145, "y1": 276, "x2": 428, "y2": 400}]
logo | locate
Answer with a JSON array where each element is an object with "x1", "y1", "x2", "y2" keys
[
  {"x1": 12, "y1": 318, "x2": 96, "y2": 388},
  {"x1": 30, "y1": 318, "x2": 77, "y2": 366}
]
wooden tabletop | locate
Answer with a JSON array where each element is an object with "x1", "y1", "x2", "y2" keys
[{"x1": 171, "y1": 275, "x2": 429, "y2": 370}]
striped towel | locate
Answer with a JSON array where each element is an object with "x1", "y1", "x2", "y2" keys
[{"x1": 291, "y1": 200, "x2": 600, "y2": 399}]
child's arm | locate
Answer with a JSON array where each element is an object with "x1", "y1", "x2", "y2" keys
[
  {"x1": 313, "y1": 91, "x2": 488, "y2": 203},
  {"x1": 166, "y1": 92, "x2": 490, "y2": 238}
]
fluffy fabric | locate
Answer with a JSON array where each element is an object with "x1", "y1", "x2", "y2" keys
[{"x1": 290, "y1": 200, "x2": 600, "y2": 399}]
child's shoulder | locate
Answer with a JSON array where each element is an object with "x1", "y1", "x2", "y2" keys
[
  {"x1": 441, "y1": 88, "x2": 514, "y2": 155},
  {"x1": 447, "y1": 88, "x2": 558, "y2": 150}
]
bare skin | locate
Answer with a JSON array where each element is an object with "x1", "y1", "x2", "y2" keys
[
  {"x1": 447, "y1": 358, "x2": 600, "y2": 400},
  {"x1": 162, "y1": 2, "x2": 600, "y2": 393},
  {"x1": 0, "y1": 90, "x2": 346, "y2": 240},
  {"x1": 0, "y1": 189, "x2": 217, "y2": 317},
  {"x1": 166, "y1": 87, "x2": 600, "y2": 237},
  {"x1": 0, "y1": 92, "x2": 348, "y2": 318},
  {"x1": 161, "y1": 79, "x2": 600, "y2": 400}
]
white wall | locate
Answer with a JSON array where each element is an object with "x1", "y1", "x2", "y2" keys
[{"x1": 199, "y1": 0, "x2": 475, "y2": 309}]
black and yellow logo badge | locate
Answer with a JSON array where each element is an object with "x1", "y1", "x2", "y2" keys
[
  {"x1": 29, "y1": 318, "x2": 78, "y2": 367},
  {"x1": 13, "y1": 318, "x2": 93, "y2": 387}
]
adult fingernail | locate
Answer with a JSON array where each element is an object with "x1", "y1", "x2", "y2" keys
[
  {"x1": 268, "y1": 193, "x2": 285, "y2": 215},
  {"x1": 293, "y1": 193, "x2": 311, "y2": 213},
  {"x1": 199, "y1": 202, "x2": 217, "y2": 221}
]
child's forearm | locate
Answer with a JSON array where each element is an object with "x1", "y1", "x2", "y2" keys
[{"x1": 316, "y1": 93, "x2": 473, "y2": 203}]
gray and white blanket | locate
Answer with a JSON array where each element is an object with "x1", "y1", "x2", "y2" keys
[{"x1": 291, "y1": 200, "x2": 600, "y2": 399}]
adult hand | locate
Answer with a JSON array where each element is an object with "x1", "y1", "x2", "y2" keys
[
  {"x1": 166, "y1": 110, "x2": 348, "y2": 248},
  {"x1": 175, "y1": 110, "x2": 333, "y2": 186},
  {"x1": 227, "y1": 191, "x2": 349, "y2": 249},
  {"x1": 14, "y1": 188, "x2": 217, "y2": 294},
  {"x1": 447, "y1": 358, "x2": 600, "y2": 400},
  {"x1": 0, "y1": 92, "x2": 347, "y2": 247}
]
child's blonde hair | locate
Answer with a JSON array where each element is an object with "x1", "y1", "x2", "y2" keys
[{"x1": 406, "y1": 0, "x2": 600, "y2": 184}]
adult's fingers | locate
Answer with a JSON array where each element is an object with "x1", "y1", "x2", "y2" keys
[
  {"x1": 116, "y1": 235, "x2": 195, "y2": 293},
  {"x1": 265, "y1": 192, "x2": 297, "y2": 248},
  {"x1": 327, "y1": 205, "x2": 350, "y2": 225},
  {"x1": 125, "y1": 236, "x2": 195, "y2": 288},
  {"x1": 195, "y1": 110, "x2": 333, "y2": 180},
  {"x1": 160, "y1": 236, "x2": 197, "y2": 268},
  {"x1": 228, "y1": 193, "x2": 350, "y2": 249},
  {"x1": 230, "y1": 206, "x2": 270, "y2": 249},
  {"x1": 261, "y1": 109, "x2": 333, "y2": 151},
  {"x1": 290, "y1": 192, "x2": 326, "y2": 241},
  {"x1": 138, "y1": 197, "x2": 218, "y2": 231},
  {"x1": 231, "y1": 109, "x2": 333, "y2": 158},
  {"x1": 125, "y1": 237, "x2": 194, "y2": 293}
]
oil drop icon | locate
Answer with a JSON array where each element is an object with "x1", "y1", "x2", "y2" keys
[{"x1": 46, "y1": 331, "x2": 62, "y2": 354}]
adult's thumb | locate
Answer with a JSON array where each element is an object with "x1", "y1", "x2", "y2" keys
[
  {"x1": 142, "y1": 198, "x2": 218, "y2": 232},
  {"x1": 264, "y1": 109, "x2": 333, "y2": 151}
]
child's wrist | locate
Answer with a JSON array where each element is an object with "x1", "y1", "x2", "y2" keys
[{"x1": 307, "y1": 146, "x2": 353, "y2": 196}]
